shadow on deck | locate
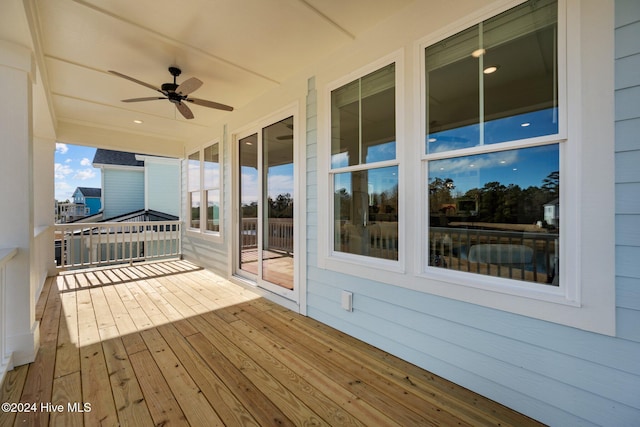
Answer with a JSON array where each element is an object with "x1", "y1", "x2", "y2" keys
[{"x1": 1, "y1": 260, "x2": 544, "y2": 426}]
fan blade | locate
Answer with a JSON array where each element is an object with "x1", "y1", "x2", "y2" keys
[
  {"x1": 108, "y1": 70, "x2": 163, "y2": 94},
  {"x1": 186, "y1": 97, "x2": 234, "y2": 111},
  {"x1": 121, "y1": 97, "x2": 166, "y2": 102},
  {"x1": 176, "y1": 77, "x2": 202, "y2": 96},
  {"x1": 175, "y1": 102, "x2": 194, "y2": 119}
]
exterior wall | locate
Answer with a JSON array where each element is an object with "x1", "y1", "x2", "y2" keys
[
  {"x1": 615, "y1": 0, "x2": 640, "y2": 342},
  {"x1": 304, "y1": 1, "x2": 638, "y2": 425},
  {"x1": 85, "y1": 197, "x2": 101, "y2": 215},
  {"x1": 179, "y1": 0, "x2": 639, "y2": 424},
  {"x1": 102, "y1": 168, "x2": 144, "y2": 219},
  {"x1": 145, "y1": 161, "x2": 180, "y2": 217},
  {"x1": 180, "y1": 139, "x2": 229, "y2": 274}
]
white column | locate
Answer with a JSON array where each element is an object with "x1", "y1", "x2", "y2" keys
[{"x1": 0, "y1": 40, "x2": 39, "y2": 367}]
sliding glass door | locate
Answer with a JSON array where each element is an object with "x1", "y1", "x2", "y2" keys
[{"x1": 237, "y1": 116, "x2": 295, "y2": 296}]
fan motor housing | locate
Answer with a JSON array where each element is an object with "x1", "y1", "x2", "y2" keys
[{"x1": 162, "y1": 83, "x2": 179, "y2": 93}]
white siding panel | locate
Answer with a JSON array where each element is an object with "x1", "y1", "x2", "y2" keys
[{"x1": 102, "y1": 169, "x2": 144, "y2": 219}]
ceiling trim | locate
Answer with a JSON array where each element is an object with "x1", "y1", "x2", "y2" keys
[
  {"x1": 70, "y1": 0, "x2": 281, "y2": 85},
  {"x1": 297, "y1": 0, "x2": 356, "y2": 40}
]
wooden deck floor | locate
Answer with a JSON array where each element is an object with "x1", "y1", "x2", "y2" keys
[{"x1": 1, "y1": 260, "x2": 543, "y2": 426}]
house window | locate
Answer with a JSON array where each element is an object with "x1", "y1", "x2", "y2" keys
[
  {"x1": 424, "y1": 0, "x2": 560, "y2": 285},
  {"x1": 188, "y1": 141, "x2": 222, "y2": 236},
  {"x1": 187, "y1": 151, "x2": 200, "y2": 229},
  {"x1": 203, "y1": 144, "x2": 220, "y2": 232},
  {"x1": 330, "y1": 63, "x2": 398, "y2": 261}
]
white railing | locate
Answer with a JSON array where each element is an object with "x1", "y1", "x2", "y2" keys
[
  {"x1": 241, "y1": 218, "x2": 294, "y2": 253},
  {"x1": 0, "y1": 247, "x2": 17, "y2": 381},
  {"x1": 55, "y1": 221, "x2": 181, "y2": 270}
]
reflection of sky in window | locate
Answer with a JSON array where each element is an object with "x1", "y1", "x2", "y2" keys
[
  {"x1": 188, "y1": 159, "x2": 199, "y2": 192},
  {"x1": 334, "y1": 166, "x2": 398, "y2": 196},
  {"x1": 332, "y1": 141, "x2": 396, "y2": 168},
  {"x1": 268, "y1": 163, "x2": 294, "y2": 199},
  {"x1": 429, "y1": 144, "x2": 559, "y2": 194},
  {"x1": 427, "y1": 108, "x2": 558, "y2": 154},
  {"x1": 204, "y1": 162, "x2": 219, "y2": 188}
]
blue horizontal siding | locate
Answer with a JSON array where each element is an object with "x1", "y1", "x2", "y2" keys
[
  {"x1": 146, "y1": 162, "x2": 180, "y2": 216},
  {"x1": 102, "y1": 169, "x2": 144, "y2": 219},
  {"x1": 300, "y1": 3, "x2": 640, "y2": 425}
]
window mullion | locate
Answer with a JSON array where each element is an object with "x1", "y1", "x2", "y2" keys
[{"x1": 478, "y1": 22, "x2": 485, "y2": 147}]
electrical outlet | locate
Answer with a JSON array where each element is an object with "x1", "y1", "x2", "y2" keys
[{"x1": 341, "y1": 291, "x2": 353, "y2": 312}]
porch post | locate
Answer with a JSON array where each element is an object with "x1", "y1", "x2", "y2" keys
[{"x1": 0, "y1": 40, "x2": 39, "y2": 367}]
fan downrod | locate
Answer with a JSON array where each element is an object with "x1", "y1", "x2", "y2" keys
[{"x1": 162, "y1": 67, "x2": 182, "y2": 93}]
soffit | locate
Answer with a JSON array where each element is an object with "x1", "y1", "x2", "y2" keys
[{"x1": 26, "y1": 0, "x2": 413, "y2": 151}]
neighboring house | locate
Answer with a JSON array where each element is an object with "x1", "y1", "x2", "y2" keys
[
  {"x1": 2, "y1": 1, "x2": 640, "y2": 426},
  {"x1": 92, "y1": 149, "x2": 180, "y2": 220},
  {"x1": 55, "y1": 187, "x2": 100, "y2": 223},
  {"x1": 71, "y1": 187, "x2": 101, "y2": 215}
]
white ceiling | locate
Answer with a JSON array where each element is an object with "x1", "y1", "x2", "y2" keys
[{"x1": 3, "y1": 0, "x2": 414, "y2": 153}]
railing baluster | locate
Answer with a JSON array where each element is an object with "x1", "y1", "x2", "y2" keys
[{"x1": 54, "y1": 220, "x2": 181, "y2": 270}]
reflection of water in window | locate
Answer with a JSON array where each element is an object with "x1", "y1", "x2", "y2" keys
[{"x1": 427, "y1": 107, "x2": 559, "y2": 154}]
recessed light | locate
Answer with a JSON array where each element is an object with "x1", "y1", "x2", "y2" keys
[
  {"x1": 428, "y1": 138, "x2": 437, "y2": 143},
  {"x1": 469, "y1": 164, "x2": 475, "y2": 168},
  {"x1": 513, "y1": 168, "x2": 518, "y2": 171},
  {"x1": 483, "y1": 65, "x2": 499, "y2": 74},
  {"x1": 133, "y1": 120, "x2": 143, "y2": 124},
  {"x1": 245, "y1": 141, "x2": 253, "y2": 145},
  {"x1": 500, "y1": 160, "x2": 506, "y2": 164},
  {"x1": 521, "y1": 122, "x2": 531, "y2": 127},
  {"x1": 471, "y1": 48, "x2": 486, "y2": 58}
]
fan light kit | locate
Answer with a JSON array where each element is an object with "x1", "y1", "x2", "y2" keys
[{"x1": 109, "y1": 66, "x2": 233, "y2": 119}]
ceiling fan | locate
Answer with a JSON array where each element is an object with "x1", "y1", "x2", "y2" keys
[{"x1": 108, "y1": 66, "x2": 233, "y2": 119}]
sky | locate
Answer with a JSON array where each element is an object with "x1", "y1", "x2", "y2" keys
[{"x1": 54, "y1": 143, "x2": 101, "y2": 201}]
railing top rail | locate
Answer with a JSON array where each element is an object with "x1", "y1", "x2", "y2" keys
[
  {"x1": 55, "y1": 220, "x2": 181, "y2": 228},
  {"x1": 430, "y1": 226, "x2": 558, "y2": 240}
]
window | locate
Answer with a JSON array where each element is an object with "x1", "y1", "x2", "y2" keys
[
  {"x1": 187, "y1": 151, "x2": 200, "y2": 229},
  {"x1": 187, "y1": 141, "x2": 222, "y2": 237},
  {"x1": 424, "y1": 0, "x2": 561, "y2": 286},
  {"x1": 330, "y1": 63, "x2": 399, "y2": 261},
  {"x1": 203, "y1": 144, "x2": 220, "y2": 232}
]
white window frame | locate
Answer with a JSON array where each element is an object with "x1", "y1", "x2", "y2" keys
[
  {"x1": 413, "y1": 0, "x2": 615, "y2": 335},
  {"x1": 317, "y1": 0, "x2": 614, "y2": 335},
  {"x1": 320, "y1": 50, "x2": 406, "y2": 276},
  {"x1": 186, "y1": 139, "x2": 223, "y2": 242}
]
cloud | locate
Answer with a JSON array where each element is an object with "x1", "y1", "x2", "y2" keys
[
  {"x1": 74, "y1": 168, "x2": 96, "y2": 180},
  {"x1": 65, "y1": 159, "x2": 72, "y2": 163},
  {"x1": 268, "y1": 174, "x2": 294, "y2": 198},
  {"x1": 80, "y1": 157, "x2": 92, "y2": 166},
  {"x1": 55, "y1": 143, "x2": 68, "y2": 154},
  {"x1": 54, "y1": 163, "x2": 73, "y2": 179}
]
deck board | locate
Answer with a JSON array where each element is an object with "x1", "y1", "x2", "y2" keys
[{"x1": 2, "y1": 260, "x2": 544, "y2": 426}]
